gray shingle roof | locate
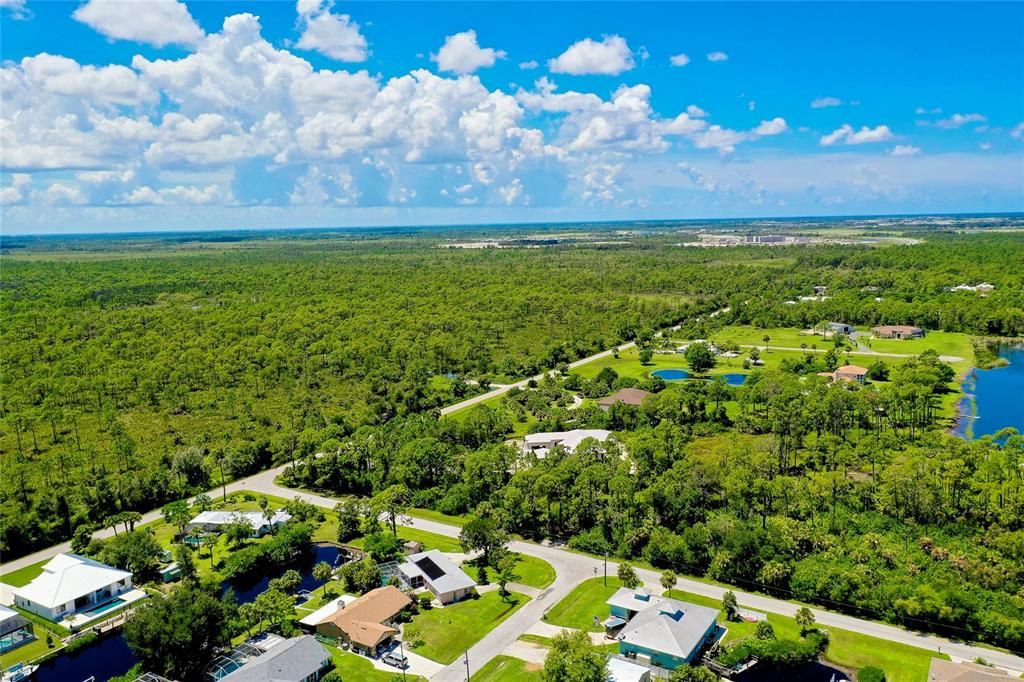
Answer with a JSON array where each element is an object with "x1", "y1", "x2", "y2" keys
[
  {"x1": 220, "y1": 635, "x2": 329, "y2": 682},
  {"x1": 616, "y1": 596, "x2": 718, "y2": 660},
  {"x1": 404, "y1": 549, "x2": 476, "y2": 595}
]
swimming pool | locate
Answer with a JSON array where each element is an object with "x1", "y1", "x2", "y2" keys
[{"x1": 79, "y1": 597, "x2": 126, "y2": 617}]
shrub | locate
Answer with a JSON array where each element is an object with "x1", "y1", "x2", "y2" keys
[{"x1": 857, "y1": 666, "x2": 886, "y2": 682}]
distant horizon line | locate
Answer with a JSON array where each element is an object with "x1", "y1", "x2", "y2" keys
[{"x1": 3, "y1": 210, "x2": 1023, "y2": 240}]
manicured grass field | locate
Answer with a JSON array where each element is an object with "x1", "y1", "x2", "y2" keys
[
  {"x1": 543, "y1": 577, "x2": 624, "y2": 632},
  {"x1": 348, "y1": 525, "x2": 462, "y2": 554},
  {"x1": 325, "y1": 643, "x2": 425, "y2": 681},
  {"x1": 0, "y1": 560, "x2": 47, "y2": 587},
  {"x1": 708, "y1": 326, "x2": 828, "y2": 349},
  {"x1": 409, "y1": 591, "x2": 529, "y2": 664},
  {"x1": 470, "y1": 654, "x2": 543, "y2": 681},
  {"x1": 470, "y1": 553, "x2": 556, "y2": 590},
  {"x1": 860, "y1": 331, "x2": 973, "y2": 361},
  {"x1": 0, "y1": 607, "x2": 73, "y2": 668}
]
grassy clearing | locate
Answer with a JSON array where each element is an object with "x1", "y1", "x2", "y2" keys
[
  {"x1": 467, "y1": 553, "x2": 556, "y2": 590},
  {"x1": 544, "y1": 577, "x2": 623, "y2": 632},
  {"x1": 409, "y1": 591, "x2": 529, "y2": 664},
  {"x1": 861, "y1": 331, "x2": 973, "y2": 361},
  {"x1": 408, "y1": 508, "x2": 470, "y2": 528},
  {"x1": 0, "y1": 560, "x2": 47, "y2": 587},
  {"x1": 470, "y1": 654, "x2": 543, "y2": 681},
  {"x1": 348, "y1": 525, "x2": 462, "y2": 554},
  {"x1": 325, "y1": 643, "x2": 425, "y2": 681}
]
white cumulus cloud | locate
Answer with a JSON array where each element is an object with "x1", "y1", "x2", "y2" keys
[
  {"x1": 820, "y1": 124, "x2": 894, "y2": 146},
  {"x1": 518, "y1": 60, "x2": 539, "y2": 70},
  {"x1": 295, "y1": 0, "x2": 369, "y2": 62},
  {"x1": 707, "y1": 51, "x2": 728, "y2": 62},
  {"x1": 432, "y1": 30, "x2": 506, "y2": 74},
  {"x1": 73, "y1": 0, "x2": 204, "y2": 47},
  {"x1": 549, "y1": 35, "x2": 635, "y2": 76},
  {"x1": 669, "y1": 53, "x2": 690, "y2": 67}
]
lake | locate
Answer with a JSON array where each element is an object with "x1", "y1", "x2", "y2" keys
[
  {"x1": 954, "y1": 345, "x2": 1024, "y2": 440},
  {"x1": 32, "y1": 543, "x2": 342, "y2": 682},
  {"x1": 652, "y1": 369, "x2": 747, "y2": 386}
]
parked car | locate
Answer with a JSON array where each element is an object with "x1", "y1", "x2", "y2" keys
[{"x1": 382, "y1": 652, "x2": 408, "y2": 669}]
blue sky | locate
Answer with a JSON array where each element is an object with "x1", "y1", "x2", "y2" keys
[{"x1": 1, "y1": 1, "x2": 1022, "y2": 233}]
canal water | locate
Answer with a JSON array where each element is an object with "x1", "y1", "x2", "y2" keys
[
  {"x1": 955, "y1": 345, "x2": 1024, "y2": 441},
  {"x1": 31, "y1": 544, "x2": 341, "y2": 682}
]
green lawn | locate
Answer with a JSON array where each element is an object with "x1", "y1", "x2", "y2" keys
[
  {"x1": 468, "y1": 553, "x2": 556, "y2": 590},
  {"x1": 709, "y1": 326, "x2": 827, "y2": 349},
  {"x1": 325, "y1": 643, "x2": 425, "y2": 681},
  {"x1": 409, "y1": 508, "x2": 470, "y2": 528},
  {"x1": 660, "y1": 590, "x2": 944, "y2": 682},
  {"x1": 860, "y1": 331, "x2": 973, "y2": 361},
  {"x1": 0, "y1": 560, "x2": 47, "y2": 587},
  {"x1": 0, "y1": 608, "x2": 72, "y2": 668},
  {"x1": 543, "y1": 577, "x2": 623, "y2": 632},
  {"x1": 470, "y1": 654, "x2": 543, "y2": 681},
  {"x1": 348, "y1": 525, "x2": 462, "y2": 554},
  {"x1": 409, "y1": 591, "x2": 529, "y2": 664}
]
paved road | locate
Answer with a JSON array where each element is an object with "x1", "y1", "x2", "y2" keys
[
  {"x1": 438, "y1": 344, "x2": 635, "y2": 416},
  {"x1": 248, "y1": 482, "x2": 1024, "y2": 678},
  {"x1": 746, "y1": 344, "x2": 965, "y2": 363},
  {"x1": 4, "y1": 471, "x2": 1023, "y2": 676}
]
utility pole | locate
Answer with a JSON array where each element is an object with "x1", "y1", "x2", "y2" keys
[
  {"x1": 604, "y1": 549, "x2": 608, "y2": 586},
  {"x1": 463, "y1": 650, "x2": 470, "y2": 681},
  {"x1": 399, "y1": 639, "x2": 408, "y2": 682}
]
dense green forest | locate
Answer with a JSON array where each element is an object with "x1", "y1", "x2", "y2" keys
[{"x1": 2, "y1": 228, "x2": 1024, "y2": 650}]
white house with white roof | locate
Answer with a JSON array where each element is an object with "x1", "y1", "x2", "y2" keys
[
  {"x1": 186, "y1": 510, "x2": 291, "y2": 538},
  {"x1": 11, "y1": 553, "x2": 132, "y2": 622},
  {"x1": 398, "y1": 549, "x2": 476, "y2": 604},
  {"x1": 521, "y1": 429, "x2": 612, "y2": 459}
]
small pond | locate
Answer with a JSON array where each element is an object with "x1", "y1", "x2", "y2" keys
[
  {"x1": 32, "y1": 543, "x2": 342, "y2": 682},
  {"x1": 652, "y1": 369, "x2": 747, "y2": 386},
  {"x1": 954, "y1": 345, "x2": 1024, "y2": 441}
]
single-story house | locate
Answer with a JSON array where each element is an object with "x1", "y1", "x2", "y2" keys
[
  {"x1": 315, "y1": 586, "x2": 411, "y2": 656},
  {"x1": 0, "y1": 605, "x2": 34, "y2": 654},
  {"x1": 399, "y1": 549, "x2": 476, "y2": 604},
  {"x1": 872, "y1": 325, "x2": 924, "y2": 340},
  {"x1": 11, "y1": 553, "x2": 132, "y2": 622},
  {"x1": 604, "y1": 587, "x2": 719, "y2": 671},
  {"x1": 522, "y1": 429, "x2": 612, "y2": 458},
  {"x1": 598, "y1": 388, "x2": 653, "y2": 411},
  {"x1": 186, "y1": 510, "x2": 292, "y2": 538},
  {"x1": 220, "y1": 635, "x2": 331, "y2": 682},
  {"x1": 818, "y1": 365, "x2": 869, "y2": 384},
  {"x1": 927, "y1": 658, "x2": 1011, "y2": 681},
  {"x1": 827, "y1": 322, "x2": 855, "y2": 335},
  {"x1": 159, "y1": 562, "x2": 181, "y2": 583},
  {"x1": 607, "y1": 656, "x2": 652, "y2": 682}
]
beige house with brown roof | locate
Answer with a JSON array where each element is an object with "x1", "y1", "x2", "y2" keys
[
  {"x1": 818, "y1": 365, "x2": 869, "y2": 384},
  {"x1": 872, "y1": 325, "x2": 924, "y2": 339},
  {"x1": 315, "y1": 586, "x2": 411, "y2": 656}
]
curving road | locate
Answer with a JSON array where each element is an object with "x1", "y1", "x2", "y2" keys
[{"x1": 4, "y1": 469, "x2": 1023, "y2": 677}]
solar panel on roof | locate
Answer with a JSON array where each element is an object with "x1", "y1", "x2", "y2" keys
[{"x1": 414, "y1": 557, "x2": 446, "y2": 580}]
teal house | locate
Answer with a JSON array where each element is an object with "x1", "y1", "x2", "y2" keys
[{"x1": 604, "y1": 587, "x2": 720, "y2": 670}]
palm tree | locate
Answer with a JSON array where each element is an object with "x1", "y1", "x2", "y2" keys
[
  {"x1": 660, "y1": 570, "x2": 677, "y2": 598},
  {"x1": 312, "y1": 561, "x2": 334, "y2": 597}
]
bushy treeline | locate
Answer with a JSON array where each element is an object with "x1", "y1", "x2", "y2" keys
[{"x1": 287, "y1": 355, "x2": 1024, "y2": 649}]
